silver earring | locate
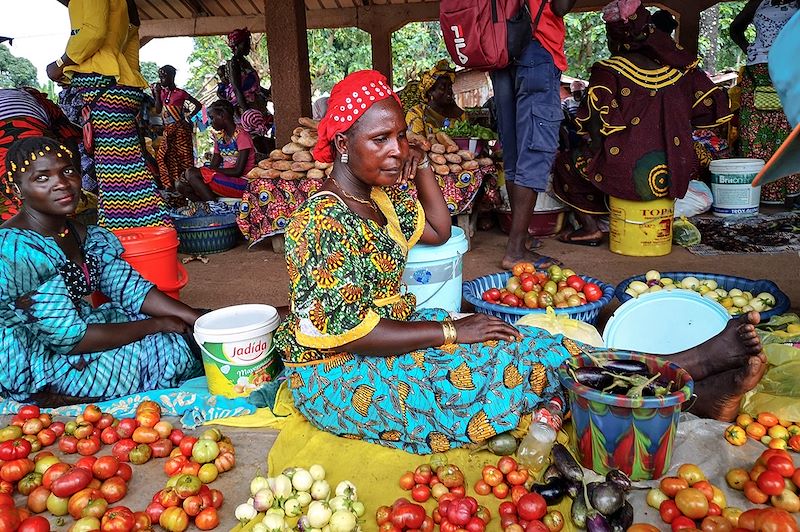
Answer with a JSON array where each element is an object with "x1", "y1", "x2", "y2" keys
[
  {"x1": 341, "y1": 152, "x2": 349, "y2": 164},
  {"x1": 11, "y1": 184, "x2": 21, "y2": 198}
]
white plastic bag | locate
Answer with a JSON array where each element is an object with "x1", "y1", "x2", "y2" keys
[
  {"x1": 515, "y1": 308, "x2": 604, "y2": 347},
  {"x1": 674, "y1": 180, "x2": 713, "y2": 218}
]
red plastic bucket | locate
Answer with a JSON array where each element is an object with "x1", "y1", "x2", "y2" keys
[
  {"x1": 112, "y1": 227, "x2": 179, "y2": 288},
  {"x1": 160, "y1": 263, "x2": 189, "y2": 300}
]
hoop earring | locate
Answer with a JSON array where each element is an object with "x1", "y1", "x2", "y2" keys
[
  {"x1": 341, "y1": 152, "x2": 349, "y2": 164},
  {"x1": 11, "y1": 183, "x2": 21, "y2": 198}
]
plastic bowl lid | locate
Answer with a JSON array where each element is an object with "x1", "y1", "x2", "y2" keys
[
  {"x1": 603, "y1": 291, "x2": 730, "y2": 355},
  {"x1": 195, "y1": 304, "x2": 280, "y2": 336}
]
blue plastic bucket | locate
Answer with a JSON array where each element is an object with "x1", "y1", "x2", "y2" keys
[{"x1": 402, "y1": 227, "x2": 469, "y2": 312}]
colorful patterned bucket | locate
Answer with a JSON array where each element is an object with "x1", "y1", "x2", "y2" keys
[{"x1": 558, "y1": 351, "x2": 694, "y2": 480}]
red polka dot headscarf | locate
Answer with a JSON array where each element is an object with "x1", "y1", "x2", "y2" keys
[{"x1": 312, "y1": 70, "x2": 402, "y2": 163}]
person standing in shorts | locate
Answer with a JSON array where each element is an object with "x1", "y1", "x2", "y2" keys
[{"x1": 491, "y1": 0, "x2": 577, "y2": 269}]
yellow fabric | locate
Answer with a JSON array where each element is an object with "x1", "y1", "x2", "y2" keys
[
  {"x1": 419, "y1": 59, "x2": 456, "y2": 99},
  {"x1": 405, "y1": 104, "x2": 468, "y2": 137},
  {"x1": 65, "y1": 0, "x2": 146, "y2": 87},
  {"x1": 266, "y1": 414, "x2": 575, "y2": 532},
  {"x1": 208, "y1": 382, "x2": 299, "y2": 430}
]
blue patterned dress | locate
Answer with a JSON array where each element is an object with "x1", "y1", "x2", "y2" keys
[
  {"x1": 275, "y1": 188, "x2": 581, "y2": 454},
  {"x1": 0, "y1": 226, "x2": 201, "y2": 402}
]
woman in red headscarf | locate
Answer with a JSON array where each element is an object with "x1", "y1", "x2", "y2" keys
[{"x1": 270, "y1": 70, "x2": 767, "y2": 454}]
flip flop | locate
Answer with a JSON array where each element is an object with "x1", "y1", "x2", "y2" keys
[
  {"x1": 534, "y1": 255, "x2": 561, "y2": 269},
  {"x1": 558, "y1": 230, "x2": 603, "y2": 247}
]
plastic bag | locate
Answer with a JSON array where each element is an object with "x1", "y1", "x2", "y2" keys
[
  {"x1": 515, "y1": 308, "x2": 604, "y2": 347},
  {"x1": 674, "y1": 180, "x2": 713, "y2": 218},
  {"x1": 740, "y1": 342, "x2": 800, "y2": 420},
  {"x1": 757, "y1": 313, "x2": 800, "y2": 345},
  {"x1": 672, "y1": 216, "x2": 702, "y2": 247}
]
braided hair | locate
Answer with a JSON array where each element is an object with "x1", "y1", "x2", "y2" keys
[
  {"x1": 208, "y1": 99, "x2": 235, "y2": 118},
  {"x1": 4, "y1": 137, "x2": 73, "y2": 196}
]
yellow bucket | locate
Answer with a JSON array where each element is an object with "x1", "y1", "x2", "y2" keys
[{"x1": 609, "y1": 197, "x2": 675, "y2": 256}]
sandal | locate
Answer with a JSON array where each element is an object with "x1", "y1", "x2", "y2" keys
[{"x1": 558, "y1": 230, "x2": 603, "y2": 247}]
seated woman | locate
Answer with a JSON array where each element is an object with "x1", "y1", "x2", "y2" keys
[
  {"x1": 180, "y1": 100, "x2": 256, "y2": 201},
  {"x1": 552, "y1": 0, "x2": 733, "y2": 246},
  {"x1": 0, "y1": 137, "x2": 202, "y2": 406},
  {"x1": 274, "y1": 70, "x2": 766, "y2": 454},
  {"x1": 405, "y1": 60, "x2": 467, "y2": 137}
]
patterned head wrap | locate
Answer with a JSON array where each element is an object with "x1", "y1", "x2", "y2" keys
[
  {"x1": 227, "y1": 28, "x2": 251, "y2": 51},
  {"x1": 313, "y1": 70, "x2": 402, "y2": 163},
  {"x1": 418, "y1": 59, "x2": 456, "y2": 100},
  {"x1": 604, "y1": 2, "x2": 695, "y2": 69}
]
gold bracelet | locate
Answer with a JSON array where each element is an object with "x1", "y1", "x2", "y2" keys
[
  {"x1": 440, "y1": 317, "x2": 457, "y2": 345},
  {"x1": 55, "y1": 57, "x2": 65, "y2": 68}
]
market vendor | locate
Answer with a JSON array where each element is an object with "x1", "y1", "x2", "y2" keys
[
  {"x1": 273, "y1": 69, "x2": 767, "y2": 454},
  {"x1": 179, "y1": 100, "x2": 255, "y2": 200},
  {"x1": 552, "y1": 0, "x2": 733, "y2": 246},
  {"x1": 0, "y1": 137, "x2": 202, "y2": 406},
  {"x1": 405, "y1": 60, "x2": 467, "y2": 137}
]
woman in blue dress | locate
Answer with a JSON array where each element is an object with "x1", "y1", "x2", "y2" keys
[
  {"x1": 0, "y1": 137, "x2": 202, "y2": 406},
  {"x1": 276, "y1": 70, "x2": 768, "y2": 455}
]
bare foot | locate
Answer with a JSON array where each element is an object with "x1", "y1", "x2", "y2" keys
[
  {"x1": 525, "y1": 236, "x2": 543, "y2": 251},
  {"x1": 689, "y1": 355, "x2": 767, "y2": 421},
  {"x1": 501, "y1": 252, "x2": 560, "y2": 271},
  {"x1": 671, "y1": 311, "x2": 765, "y2": 381}
]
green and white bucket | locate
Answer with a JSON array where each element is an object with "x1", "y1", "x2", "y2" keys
[
  {"x1": 193, "y1": 304, "x2": 282, "y2": 398},
  {"x1": 709, "y1": 158, "x2": 764, "y2": 216}
]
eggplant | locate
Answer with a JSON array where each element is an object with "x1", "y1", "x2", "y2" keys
[
  {"x1": 571, "y1": 491, "x2": 589, "y2": 528},
  {"x1": 532, "y1": 477, "x2": 567, "y2": 505},
  {"x1": 487, "y1": 432, "x2": 518, "y2": 455},
  {"x1": 567, "y1": 481, "x2": 582, "y2": 499},
  {"x1": 589, "y1": 481, "x2": 625, "y2": 517},
  {"x1": 543, "y1": 464, "x2": 562, "y2": 482},
  {"x1": 586, "y1": 512, "x2": 613, "y2": 532},
  {"x1": 574, "y1": 367, "x2": 614, "y2": 390},
  {"x1": 605, "y1": 469, "x2": 632, "y2": 492},
  {"x1": 552, "y1": 443, "x2": 583, "y2": 483},
  {"x1": 601, "y1": 359, "x2": 650, "y2": 375},
  {"x1": 609, "y1": 500, "x2": 634, "y2": 532}
]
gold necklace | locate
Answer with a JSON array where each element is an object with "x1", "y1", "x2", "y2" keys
[{"x1": 333, "y1": 180, "x2": 375, "y2": 208}]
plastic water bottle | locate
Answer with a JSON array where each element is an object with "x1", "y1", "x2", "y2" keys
[{"x1": 516, "y1": 422, "x2": 557, "y2": 474}]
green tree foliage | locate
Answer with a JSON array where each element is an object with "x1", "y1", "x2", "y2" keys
[
  {"x1": 392, "y1": 22, "x2": 449, "y2": 88},
  {"x1": 563, "y1": 11, "x2": 608, "y2": 79},
  {"x1": 698, "y1": 1, "x2": 753, "y2": 74},
  {"x1": 307, "y1": 28, "x2": 371, "y2": 93},
  {"x1": 140, "y1": 61, "x2": 159, "y2": 85},
  {"x1": 0, "y1": 45, "x2": 37, "y2": 88},
  {"x1": 186, "y1": 34, "x2": 270, "y2": 97}
]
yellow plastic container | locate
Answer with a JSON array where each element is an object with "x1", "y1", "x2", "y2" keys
[{"x1": 609, "y1": 197, "x2": 675, "y2": 256}]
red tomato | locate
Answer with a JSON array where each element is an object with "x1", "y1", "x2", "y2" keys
[
  {"x1": 482, "y1": 465, "x2": 503, "y2": 487},
  {"x1": 660, "y1": 477, "x2": 690, "y2": 498},
  {"x1": 132, "y1": 511, "x2": 151, "y2": 532},
  {"x1": 195, "y1": 507, "x2": 219, "y2": 531},
  {"x1": 411, "y1": 484, "x2": 431, "y2": 502},
  {"x1": 754, "y1": 508, "x2": 799, "y2": 532},
  {"x1": 83, "y1": 405, "x2": 102, "y2": 424},
  {"x1": 414, "y1": 465, "x2": 433, "y2": 485},
  {"x1": 111, "y1": 439, "x2": 136, "y2": 462},
  {"x1": 18, "y1": 515, "x2": 50, "y2": 532},
  {"x1": 672, "y1": 516, "x2": 698, "y2": 531},
  {"x1": 95, "y1": 414, "x2": 114, "y2": 431},
  {"x1": 149, "y1": 439, "x2": 173, "y2": 459},
  {"x1": 115, "y1": 463, "x2": 132, "y2": 483},
  {"x1": 582, "y1": 283, "x2": 603, "y2": 302},
  {"x1": 49, "y1": 422, "x2": 65, "y2": 438},
  {"x1": 0, "y1": 507, "x2": 21, "y2": 531},
  {"x1": 502, "y1": 293, "x2": 521, "y2": 307},
  {"x1": 93, "y1": 456, "x2": 120, "y2": 481},
  {"x1": 497, "y1": 456, "x2": 517, "y2": 475},
  {"x1": 42, "y1": 462, "x2": 70, "y2": 490},
  {"x1": 757, "y1": 470, "x2": 786, "y2": 496},
  {"x1": 566, "y1": 275, "x2": 585, "y2": 291},
  {"x1": 179, "y1": 437, "x2": 197, "y2": 458},
  {"x1": 19, "y1": 405, "x2": 41, "y2": 421},
  {"x1": 50, "y1": 467, "x2": 93, "y2": 498},
  {"x1": 660, "y1": 500, "x2": 681, "y2": 524},
  {"x1": 209, "y1": 489, "x2": 224, "y2": 509},
  {"x1": 145, "y1": 502, "x2": 165, "y2": 525},
  {"x1": 1, "y1": 458, "x2": 36, "y2": 482},
  {"x1": 100, "y1": 476, "x2": 128, "y2": 504},
  {"x1": 744, "y1": 480, "x2": 770, "y2": 504},
  {"x1": 115, "y1": 419, "x2": 138, "y2": 439},
  {"x1": 493, "y1": 482, "x2": 510, "y2": 499},
  {"x1": 77, "y1": 438, "x2": 101, "y2": 456},
  {"x1": 511, "y1": 485, "x2": 528, "y2": 504},
  {"x1": 473, "y1": 479, "x2": 491, "y2": 496},
  {"x1": 517, "y1": 493, "x2": 547, "y2": 521},
  {"x1": 498, "y1": 501, "x2": 517, "y2": 517},
  {"x1": 0, "y1": 439, "x2": 33, "y2": 460},
  {"x1": 164, "y1": 456, "x2": 187, "y2": 477},
  {"x1": 100, "y1": 428, "x2": 120, "y2": 445},
  {"x1": 506, "y1": 469, "x2": 529, "y2": 486},
  {"x1": 767, "y1": 456, "x2": 796, "y2": 478},
  {"x1": 101, "y1": 506, "x2": 135, "y2": 532},
  {"x1": 36, "y1": 429, "x2": 56, "y2": 448}
]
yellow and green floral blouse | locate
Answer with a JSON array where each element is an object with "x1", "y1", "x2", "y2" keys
[{"x1": 273, "y1": 187, "x2": 425, "y2": 365}]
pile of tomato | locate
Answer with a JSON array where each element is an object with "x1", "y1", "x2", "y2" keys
[
  {"x1": 398, "y1": 460, "x2": 466, "y2": 503},
  {"x1": 473, "y1": 457, "x2": 530, "y2": 501},
  {"x1": 725, "y1": 412, "x2": 800, "y2": 452},
  {"x1": 480, "y1": 263, "x2": 604, "y2": 310},
  {"x1": 726, "y1": 448, "x2": 800, "y2": 516},
  {"x1": 0, "y1": 402, "x2": 232, "y2": 532}
]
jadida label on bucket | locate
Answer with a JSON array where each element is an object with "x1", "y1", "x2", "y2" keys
[{"x1": 201, "y1": 338, "x2": 282, "y2": 397}]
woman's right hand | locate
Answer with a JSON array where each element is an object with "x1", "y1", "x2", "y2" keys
[
  {"x1": 152, "y1": 316, "x2": 189, "y2": 334},
  {"x1": 452, "y1": 314, "x2": 521, "y2": 344}
]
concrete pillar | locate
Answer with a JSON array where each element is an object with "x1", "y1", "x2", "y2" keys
[
  {"x1": 369, "y1": 29, "x2": 394, "y2": 85},
  {"x1": 265, "y1": 0, "x2": 312, "y2": 145}
]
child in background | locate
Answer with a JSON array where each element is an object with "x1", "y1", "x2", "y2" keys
[{"x1": 179, "y1": 100, "x2": 255, "y2": 200}]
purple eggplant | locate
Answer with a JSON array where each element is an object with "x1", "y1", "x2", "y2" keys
[
  {"x1": 589, "y1": 481, "x2": 625, "y2": 516},
  {"x1": 574, "y1": 367, "x2": 614, "y2": 390},
  {"x1": 586, "y1": 512, "x2": 613, "y2": 532},
  {"x1": 601, "y1": 359, "x2": 650, "y2": 375},
  {"x1": 532, "y1": 477, "x2": 567, "y2": 504},
  {"x1": 609, "y1": 501, "x2": 634, "y2": 532},
  {"x1": 605, "y1": 469, "x2": 632, "y2": 492}
]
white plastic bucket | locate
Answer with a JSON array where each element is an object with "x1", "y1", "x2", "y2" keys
[
  {"x1": 709, "y1": 158, "x2": 764, "y2": 216},
  {"x1": 193, "y1": 304, "x2": 281, "y2": 398},
  {"x1": 402, "y1": 227, "x2": 469, "y2": 312}
]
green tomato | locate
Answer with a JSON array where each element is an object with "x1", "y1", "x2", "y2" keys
[
  {"x1": 547, "y1": 265, "x2": 563, "y2": 282},
  {"x1": 191, "y1": 439, "x2": 220, "y2": 464}
]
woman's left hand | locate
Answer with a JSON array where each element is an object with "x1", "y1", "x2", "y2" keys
[
  {"x1": 399, "y1": 144, "x2": 428, "y2": 186},
  {"x1": 46, "y1": 62, "x2": 65, "y2": 83}
]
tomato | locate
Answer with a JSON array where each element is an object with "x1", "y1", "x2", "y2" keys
[
  {"x1": 758, "y1": 413, "x2": 780, "y2": 428},
  {"x1": 413, "y1": 464, "x2": 433, "y2": 485},
  {"x1": 149, "y1": 438, "x2": 173, "y2": 459},
  {"x1": 164, "y1": 456, "x2": 187, "y2": 477},
  {"x1": 82, "y1": 498, "x2": 109, "y2": 520},
  {"x1": 708, "y1": 502, "x2": 722, "y2": 517},
  {"x1": 0, "y1": 438, "x2": 33, "y2": 460},
  {"x1": 511, "y1": 485, "x2": 528, "y2": 504},
  {"x1": 115, "y1": 463, "x2": 132, "y2": 483},
  {"x1": 46, "y1": 492, "x2": 69, "y2": 516},
  {"x1": 101, "y1": 506, "x2": 135, "y2": 532},
  {"x1": 174, "y1": 474, "x2": 202, "y2": 499},
  {"x1": 0, "y1": 506, "x2": 21, "y2": 531},
  {"x1": 771, "y1": 490, "x2": 800, "y2": 513},
  {"x1": 727, "y1": 468, "x2": 750, "y2": 490},
  {"x1": 473, "y1": 479, "x2": 491, "y2": 496},
  {"x1": 26, "y1": 486, "x2": 50, "y2": 514},
  {"x1": 128, "y1": 444, "x2": 152, "y2": 465},
  {"x1": 19, "y1": 405, "x2": 41, "y2": 421},
  {"x1": 739, "y1": 509, "x2": 764, "y2": 531},
  {"x1": 758, "y1": 470, "x2": 786, "y2": 496},
  {"x1": 747, "y1": 422, "x2": 768, "y2": 440},
  {"x1": 23, "y1": 435, "x2": 42, "y2": 453},
  {"x1": 67, "y1": 487, "x2": 98, "y2": 519},
  {"x1": 450, "y1": 484, "x2": 466, "y2": 497},
  {"x1": 73, "y1": 423, "x2": 93, "y2": 440},
  {"x1": 629, "y1": 526, "x2": 661, "y2": 532},
  {"x1": 36, "y1": 429, "x2": 56, "y2": 448},
  {"x1": 502, "y1": 293, "x2": 521, "y2": 307},
  {"x1": 145, "y1": 502, "x2": 165, "y2": 525},
  {"x1": 722, "y1": 507, "x2": 742, "y2": 528},
  {"x1": 497, "y1": 456, "x2": 517, "y2": 475},
  {"x1": 582, "y1": 282, "x2": 603, "y2": 302},
  {"x1": 168, "y1": 429, "x2": 185, "y2": 446},
  {"x1": 672, "y1": 516, "x2": 698, "y2": 531},
  {"x1": 96, "y1": 414, "x2": 114, "y2": 431},
  {"x1": 195, "y1": 507, "x2": 219, "y2": 531},
  {"x1": 492, "y1": 482, "x2": 510, "y2": 499},
  {"x1": 92, "y1": 456, "x2": 119, "y2": 481},
  {"x1": 543, "y1": 510, "x2": 564, "y2": 532},
  {"x1": 788, "y1": 435, "x2": 800, "y2": 453},
  {"x1": 111, "y1": 439, "x2": 136, "y2": 462},
  {"x1": 0, "y1": 425, "x2": 23, "y2": 442},
  {"x1": 22, "y1": 419, "x2": 44, "y2": 436},
  {"x1": 701, "y1": 516, "x2": 733, "y2": 532},
  {"x1": 18, "y1": 515, "x2": 51, "y2": 532},
  {"x1": 767, "y1": 456, "x2": 795, "y2": 478},
  {"x1": 100, "y1": 427, "x2": 120, "y2": 445},
  {"x1": 507, "y1": 469, "x2": 529, "y2": 486},
  {"x1": 743, "y1": 480, "x2": 769, "y2": 504},
  {"x1": 18, "y1": 472, "x2": 43, "y2": 496},
  {"x1": 83, "y1": 405, "x2": 102, "y2": 424},
  {"x1": 482, "y1": 465, "x2": 503, "y2": 487},
  {"x1": 131, "y1": 427, "x2": 158, "y2": 445},
  {"x1": 51, "y1": 466, "x2": 93, "y2": 498},
  {"x1": 754, "y1": 508, "x2": 799, "y2": 532},
  {"x1": 213, "y1": 451, "x2": 235, "y2": 473},
  {"x1": 537, "y1": 292, "x2": 554, "y2": 308},
  {"x1": 498, "y1": 501, "x2": 517, "y2": 518},
  {"x1": 411, "y1": 484, "x2": 431, "y2": 502},
  {"x1": 661, "y1": 476, "x2": 690, "y2": 497},
  {"x1": 674, "y1": 486, "x2": 710, "y2": 520},
  {"x1": 2, "y1": 457, "x2": 35, "y2": 482},
  {"x1": 77, "y1": 437, "x2": 101, "y2": 456},
  {"x1": 158, "y1": 507, "x2": 188, "y2": 532},
  {"x1": 516, "y1": 492, "x2": 546, "y2": 521},
  {"x1": 100, "y1": 476, "x2": 128, "y2": 504},
  {"x1": 565, "y1": 275, "x2": 585, "y2": 292},
  {"x1": 483, "y1": 288, "x2": 501, "y2": 302},
  {"x1": 115, "y1": 418, "x2": 138, "y2": 439},
  {"x1": 132, "y1": 511, "x2": 151, "y2": 532},
  {"x1": 136, "y1": 410, "x2": 160, "y2": 429},
  {"x1": 693, "y1": 480, "x2": 715, "y2": 501},
  {"x1": 678, "y1": 464, "x2": 707, "y2": 486},
  {"x1": 660, "y1": 500, "x2": 682, "y2": 524}
]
